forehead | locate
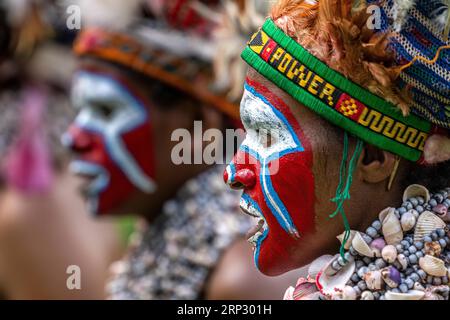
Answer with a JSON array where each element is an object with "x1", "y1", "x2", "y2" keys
[{"x1": 248, "y1": 69, "x2": 336, "y2": 129}]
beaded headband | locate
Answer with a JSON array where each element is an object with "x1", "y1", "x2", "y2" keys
[
  {"x1": 242, "y1": 19, "x2": 433, "y2": 162},
  {"x1": 74, "y1": 28, "x2": 240, "y2": 120}
]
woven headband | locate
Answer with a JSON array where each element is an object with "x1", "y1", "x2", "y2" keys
[
  {"x1": 242, "y1": 19, "x2": 432, "y2": 162},
  {"x1": 74, "y1": 28, "x2": 240, "y2": 120}
]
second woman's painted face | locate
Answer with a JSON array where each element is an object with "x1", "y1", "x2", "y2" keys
[
  {"x1": 225, "y1": 78, "x2": 316, "y2": 276},
  {"x1": 63, "y1": 71, "x2": 157, "y2": 215}
]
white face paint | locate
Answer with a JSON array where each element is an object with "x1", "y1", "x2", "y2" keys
[
  {"x1": 64, "y1": 71, "x2": 157, "y2": 215},
  {"x1": 71, "y1": 72, "x2": 156, "y2": 192},
  {"x1": 239, "y1": 85, "x2": 303, "y2": 162}
]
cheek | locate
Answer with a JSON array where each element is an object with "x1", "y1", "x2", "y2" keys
[{"x1": 121, "y1": 122, "x2": 156, "y2": 178}]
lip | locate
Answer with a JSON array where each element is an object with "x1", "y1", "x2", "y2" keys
[
  {"x1": 69, "y1": 160, "x2": 109, "y2": 197},
  {"x1": 239, "y1": 196, "x2": 268, "y2": 247}
]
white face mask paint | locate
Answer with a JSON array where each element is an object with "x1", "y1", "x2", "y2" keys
[
  {"x1": 64, "y1": 71, "x2": 156, "y2": 215},
  {"x1": 239, "y1": 85, "x2": 303, "y2": 163}
]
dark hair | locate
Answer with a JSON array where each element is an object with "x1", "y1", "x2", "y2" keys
[{"x1": 404, "y1": 161, "x2": 450, "y2": 192}]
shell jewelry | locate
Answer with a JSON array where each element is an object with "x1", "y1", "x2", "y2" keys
[{"x1": 285, "y1": 184, "x2": 450, "y2": 300}]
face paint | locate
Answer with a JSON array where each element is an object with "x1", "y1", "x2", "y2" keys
[
  {"x1": 224, "y1": 78, "x2": 316, "y2": 275},
  {"x1": 63, "y1": 71, "x2": 156, "y2": 215}
]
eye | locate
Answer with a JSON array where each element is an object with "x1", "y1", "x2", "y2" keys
[
  {"x1": 91, "y1": 102, "x2": 116, "y2": 120},
  {"x1": 257, "y1": 129, "x2": 276, "y2": 148}
]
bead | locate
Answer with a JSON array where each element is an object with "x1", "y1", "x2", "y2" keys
[
  {"x1": 442, "y1": 276, "x2": 449, "y2": 284},
  {"x1": 401, "y1": 240, "x2": 409, "y2": 247},
  {"x1": 409, "y1": 246, "x2": 417, "y2": 254},
  {"x1": 371, "y1": 220, "x2": 382, "y2": 231},
  {"x1": 363, "y1": 257, "x2": 372, "y2": 265},
  {"x1": 357, "y1": 281, "x2": 367, "y2": 291},
  {"x1": 391, "y1": 288, "x2": 400, "y2": 293},
  {"x1": 362, "y1": 234, "x2": 373, "y2": 244},
  {"x1": 357, "y1": 267, "x2": 369, "y2": 278},
  {"x1": 408, "y1": 255, "x2": 418, "y2": 265},
  {"x1": 430, "y1": 199, "x2": 438, "y2": 207},
  {"x1": 410, "y1": 273, "x2": 420, "y2": 282},
  {"x1": 426, "y1": 275, "x2": 433, "y2": 284},
  {"x1": 349, "y1": 246, "x2": 358, "y2": 256},
  {"x1": 398, "y1": 207, "x2": 407, "y2": 215},
  {"x1": 366, "y1": 227, "x2": 378, "y2": 238},
  {"x1": 437, "y1": 228, "x2": 446, "y2": 237},
  {"x1": 414, "y1": 242, "x2": 423, "y2": 250},
  {"x1": 332, "y1": 260, "x2": 341, "y2": 270},
  {"x1": 338, "y1": 256, "x2": 346, "y2": 266},
  {"x1": 399, "y1": 284, "x2": 408, "y2": 293},
  {"x1": 375, "y1": 258, "x2": 386, "y2": 269},
  {"x1": 433, "y1": 277, "x2": 442, "y2": 286},
  {"x1": 405, "y1": 278, "x2": 414, "y2": 289},
  {"x1": 416, "y1": 205, "x2": 424, "y2": 213},
  {"x1": 415, "y1": 251, "x2": 424, "y2": 258},
  {"x1": 355, "y1": 260, "x2": 365, "y2": 269},
  {"x1": 439, "y1": 239, "x2": 447, "y2": 248},
  {"x1": 431, "y1": 232, "x2": 438, "y2": 241},
  {"x1": 417, "y1": 270, "x2": 427, "y2": 280},
  {"x1": 351, "y1": 274, "x2": 360, "y2": 283},
  {"x1": 424, "y1": 235, "x2": 432, "y2": 243},
  {"x1": 410, "y1": 197, "x2": 418, "y2": 207}
]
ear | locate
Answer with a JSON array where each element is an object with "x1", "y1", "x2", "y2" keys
[{"x1": 358, "y1": 144, "x2": 397, "y2": 184}]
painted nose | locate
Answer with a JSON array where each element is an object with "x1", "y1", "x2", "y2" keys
[
  {"x1": 61, "y1": 125, "x2": 93, "y2": 154},
  {"x1": 224, "y1": 165, "x2": 256, "y2": 189}
]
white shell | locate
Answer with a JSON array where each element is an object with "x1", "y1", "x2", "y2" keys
[
  {"x1": 342, "y1": 286, "x2": 357, "y2": 300},
  {"x1": 400, "y1": 210, "x2": 417, "y2": 232},
  {"x1": 361, "y1": 291, "x2": 374, "y2": 300},
  {"x1": 352, "y1": 232, "x2": 377, "y2": 257},
  {"x1": 397, "y1": 254, "x2": 408, "y2": 270},
  {"x1": 419, "y1": 255, "x2": 447, "y2": 277},
  {"x1": 316, "y1": 254, "x2": 355, "y2": 297},
  {"x1": 381, "y1": 245, "x2": 398, "y2": 263},
  {"x1": 403, "y1": 184, "x2": 430, "y2": 203},
  {"x1": 308, "y1": 255, "x2": 334, "y2": 280},
  {"x1": 385, "y1": 290, "x2": 425, "y2": 300},
  {"x1": 336, "y1": 230, "x2": 357, "y2": 250},
  {"x1": 414, "y1": 211, "x2": 446, "y2": 242},
  {"x1": 381, "y1": 210, "x2": 403, "y2": 245},
  {"x1": 363, "y1": 270, "x2": 383, "y2": 290},
  {"x1": 379, "y1": 207, "x2": 395, "y2": 224}
]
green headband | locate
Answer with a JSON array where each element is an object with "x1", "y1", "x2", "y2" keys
[{"x1": 242, "y1": 19, "x2": 432, "y2": 162}]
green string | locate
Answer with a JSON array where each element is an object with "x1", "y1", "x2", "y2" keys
[{"x1": 330, "y1": 132, "x2": 364, "y2": 261}]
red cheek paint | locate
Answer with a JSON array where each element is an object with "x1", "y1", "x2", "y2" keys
[{"x1": 226, "y1": 77, "x2": 317, "y2": 275}]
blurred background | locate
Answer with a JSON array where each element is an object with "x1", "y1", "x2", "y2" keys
[{"x1": 0, "y1": 0, "x2": 303, "y2": 300}]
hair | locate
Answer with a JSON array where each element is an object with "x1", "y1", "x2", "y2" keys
[{"x1": 270, "y1": 0, "x2": 412, "y2": 116}]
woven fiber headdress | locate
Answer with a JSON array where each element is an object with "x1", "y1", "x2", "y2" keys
[{"x1": 242, "y1": 0, "x2": 450, "y2": 164}]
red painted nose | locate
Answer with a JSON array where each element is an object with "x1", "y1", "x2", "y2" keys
[
  {"x1": 230, "y1": 168, "x2": 256, "y2": 189},
  {"x1": 63, "y1": 126, "x2": 93, "y2": 154}
]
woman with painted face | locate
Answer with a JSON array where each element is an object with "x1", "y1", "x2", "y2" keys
[
  {"x1": 64, "y1": 0, "x2": 299, "y2": 299},
  {"x1": 225, "y1": 0, "x2": 450, "y2": 300},
  {"x1": 0, "y1": 0, "x2": 124, "y2": 299}
]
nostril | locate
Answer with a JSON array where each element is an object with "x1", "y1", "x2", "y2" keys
[{"x1": 230, "y1": 181, "x2": 245, "y2": 190}]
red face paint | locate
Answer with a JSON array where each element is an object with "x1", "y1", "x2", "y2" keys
[
  {"x1": 225, "y1": 78, "x2": 316, "y2": 275},
  {"x1": 63, "y1": 71, "x2": 156, "y2": 215}
]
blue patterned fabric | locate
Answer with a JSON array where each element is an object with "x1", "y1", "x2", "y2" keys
[{"x1": 368, "y1": 0, "x2": 450, "y2": 128}]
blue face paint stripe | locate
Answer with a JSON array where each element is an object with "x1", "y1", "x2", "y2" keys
[
  {"x1": 73, "y1": 72, "x2": 156, "y2": 193},
  {"x1": 260, "y1": 163, "x2": 298, "y2": 236},
  {"x1": 240, "y1": 193, "x2": 268, "y2": 272}
]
